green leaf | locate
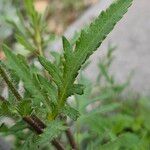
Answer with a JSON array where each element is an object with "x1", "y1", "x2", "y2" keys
[
  {"x1": 79, "y1": 103, "x2": 120, "y2": 123},
  {"x1": 62, "y1": 36, "x2": 73, "y2": 65},
  {"x1": 68, "y1": 84, "x2": 84, "y2": 96},
  {"x1": 0, "y1": 102, "x2": 9, "y2": 113},
  {"x1": 16, "y1": 34, "x2": 35, "y2": 52},
  {"x1": 38, "y1": 120, "x2": 66, "y2": 145},
  {"x1": 37, "y1": 74, "x2": 57, "y2": 102},
  {"x1": 17, "y1": 99, "x2": 33, "y2": 116},
  {"x1": 89, "y1": 103, "x2": 120, "y2": 115},
  {"x1": 3, "y1": 45, "x2": 31, "y2": 82},
  {"x1": 21, "y1": 134, "x2": 37, "y2": 150},
  {"x1": 24, "y1": 0, "x2": 35, "y2": 17},
  {"x1": 99, "y1": 133, "x2": 139, "y2": 150},
  {"x1": 50, "y1": 51, "x2": 61, "y2": 66},
  {"x1": 59, "y1": 0, "x2": 133, "y2": 107},
  {"x1": 62, "y1": 105, "x2": 80, "y2": 121},
  {"x1": 2, "y1": 46, "x2": 53, "y2": 111},
  {"x1": 99, "y1": 63, "x2": 113, "y2": 84},
  {"x1": 3, "y1": 46, "x2": 38, "y2": 96},
  {"x1": 0, "y1": 101, "x2": 12, "y2": 117},
  {"x1": 74, "y1": 0, "x2": 133, "y2": 66},
  {"x1": 111, "y1": 114, "x2": 134, "y2": 134},
  {"x1": 38, "y1": 56, "x2": 63, "y2": 88},
  {"x1": 0, "y1": 123, "x2": 9, "y2": 133},
  {"x1": 0, "y1": 120, "x2": 27, "y2": 135}
]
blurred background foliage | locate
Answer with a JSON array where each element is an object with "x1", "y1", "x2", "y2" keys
[
  {"x1": 0, "y1": 0, "x2": 98, "y2": 59},
  {"x1": 74, "y1": 46, "x2": 150, "y2": 149}
]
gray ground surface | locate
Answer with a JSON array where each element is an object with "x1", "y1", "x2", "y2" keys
[
  {"x1": 50, "y1": 0, "x2": 150, "y2": 96},
  {"x1": 0, "y1": 137, "x2": 11, "y2": 150}
]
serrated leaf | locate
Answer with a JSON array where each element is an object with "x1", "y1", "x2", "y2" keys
[
  {"x1": 21, "y1": 134, "x2": 37, "y2": 150},
  {"x1": 17, "y1": 99, "x2": 33, "y2": 116},
  {"x1": 50, "y1": 51, "x2": 61, "y2": 66},
  {"x1": 3, "y1": 46, "x2": 38, "y2": 96},
  {"x1": 0, "y1": 101, "x2": 12, "y2": 117},
  {"x1": 38, "y1": 56, "x2": 63, "y2": 88},
  {"x1": 16, "y1": 34, "x2": 35, "y2": 52},
  {"x1": 62, "y1": 105, "x2": 80, "y2": 121},
  {"x1": 68, "y1": 84, "x2": 84, "y2": 96},
  {"x1": 24, "y1": 0, "x2": 35, "y2": 17},
  {"x1": 62, "y1": 36, "x2": 73, "y2": 64},
  {"x1": 10, "y1": 120, "x2": 27, "y2": 133},
  {"x1": 59, "y1": 0, "x2": 133, "y2": 107},
  {"x1": 38, "y1": 120, "x2": 66, "y2": 145},
  {"x1": 3, "y1": 45, "x2": 31, "y2": 81},
  {"x1": 74, "y1": 0, "x2": 133, "y2": 66},
  {"x1": 37, "y1": 74, "x2": 57, "y2": 102},
  {"x1": 2, "y1": 46, "x2": 53, "y2": 111},
  {"x1": 0, "y1": 120, "x2": 27, "y2": 135}
]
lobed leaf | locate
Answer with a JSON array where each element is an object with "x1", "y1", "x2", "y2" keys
[
  {"x1": 17, "y1": 99, "x2": 33, "y2": 117},
  {"x1": 37, "y1": 74, "x2": 57, "y2": 102},
  {"x1": 16, "y1": 34, "x2": 35, "y2": 52},
  {"x1": 39, "y1": 56, "x2": 63, "y2": 89},
  {"x1": 2, "y1": 46, "x2": 56, "y2": 112},
  {"x1": 37, "y1": 120, "x2": 67, "y2": 144},
  {"x1": 62, "y1": 105, "x2": 80, "y2": 121},
  {"x1": 58, "y1": 0, "x2": 133, "y2": 108},
  {"x1": 68, "y1": 84, "x2": 85, "y2": 96}
]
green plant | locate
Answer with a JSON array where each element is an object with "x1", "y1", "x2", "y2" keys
[
  {"x1": 0, "y1": 0, "x2": 133, "y2": 149},
  {"x1": 75, "y1": 79, "x2": 150, "y2": 149},
  {"x1": 74, "y1": 45, "x2": 150, "y2": 149}
]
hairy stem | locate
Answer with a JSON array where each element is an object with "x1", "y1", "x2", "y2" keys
[
  {"x1": 0, "y1": 65, "x2": 22, "y2": 101},
  {"x1": 23, "y1": 116, "x2": 44, "y2": 134},
  {"x1": 0, "y1": 65, "x2": 64, "y2": 150},
  {"x1": 51, "y1": 140, "x2": 64, "y2": 150},
  {"x1": 65, "y1": 128, "x2": 78, "y2": 150},
  {"x1": 23, "y1": 116, "x2": 64, "y2": 150},
  {"x1": 60, "y1": 116, "x2": 78, "y2": 150}
]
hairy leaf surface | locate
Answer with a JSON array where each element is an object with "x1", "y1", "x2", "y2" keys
[{"x1": 59, "y1": 0, "x2": 133, "y2": 107}]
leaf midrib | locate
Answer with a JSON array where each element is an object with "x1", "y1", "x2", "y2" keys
[{"x1": 58, "y1": 0, "x2": 131, "y2": 109}]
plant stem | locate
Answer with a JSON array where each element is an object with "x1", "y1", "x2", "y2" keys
[
  {"x1": 65, "y1": 127, "x2": 78, "y2": 150},
  {"x1": 0, "y1": 65, "x2": 64, "y2": 150},
  {"x1": 51, "y1": 140, "x2": 65, "y2": 150},
  {"x1": 23, "y1": 116, "x2": 64, "y2": 150},
  {"x1": 60, "y1": 117, "x2": 77, "y2": 150},
  {"x1": 0, "y1": 65, "x2": 22, "y2": 101}
]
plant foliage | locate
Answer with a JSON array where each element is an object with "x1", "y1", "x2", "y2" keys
[{"x1": 0, "y1": 0, "x2": 135, "y2": 149}]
